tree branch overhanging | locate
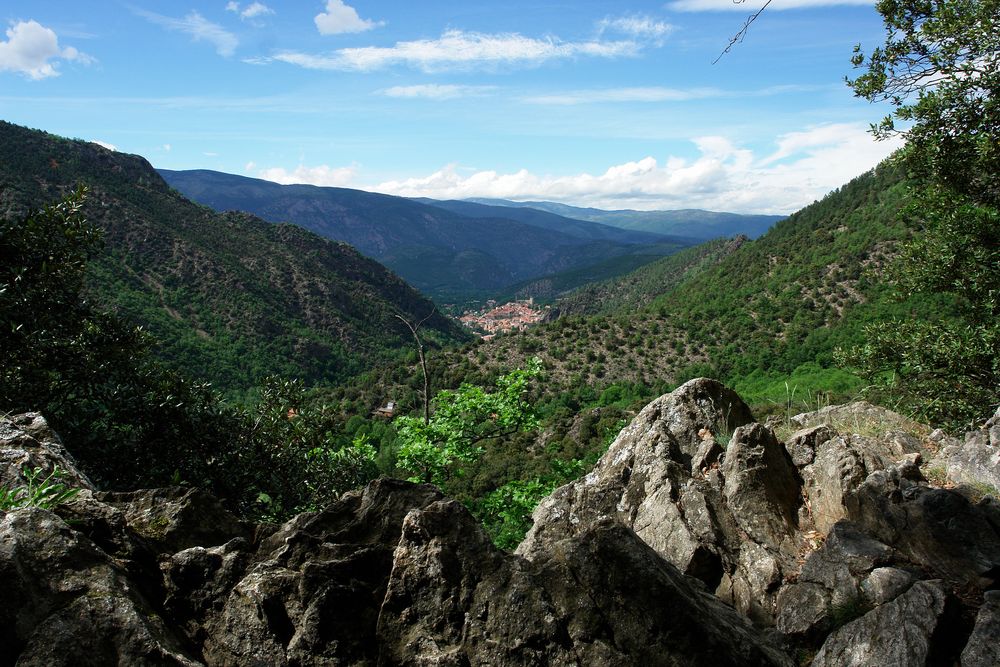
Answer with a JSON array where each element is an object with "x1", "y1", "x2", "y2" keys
[{"x1": 714, "y1": 0, "x2": 773, "y2": 64}]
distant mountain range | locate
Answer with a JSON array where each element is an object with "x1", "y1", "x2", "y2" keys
[
  {"x1": 0, "y1": 122, "x2": 467, "y2": 394},
  {"x1": 160, "y1": 170, "x2": 692, "y2": 302},
  {"x1": 465, "y1": 198, "x2": 785, "y2": 241}
]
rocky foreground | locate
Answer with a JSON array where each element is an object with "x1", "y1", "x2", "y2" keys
[{"x1": 2, "y1": 379, "x2": 999, "y2": 665}]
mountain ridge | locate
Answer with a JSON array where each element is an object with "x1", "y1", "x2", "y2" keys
[
  {"x1": 465, "y1": 197, "x2": 785, "y2": 240},
  {"x1": 159, "y1": 169, "x2": 693, "y2": 301},
  {"x1": 0, "y1": 121, "x2": 467, "y2": 394}
]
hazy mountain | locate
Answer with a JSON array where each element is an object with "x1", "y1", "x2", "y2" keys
[
  {"x1": 160, "y1": 170, "x2": 692, "y2": 301},
  {"x1": 411, "y1": 198, "x2": 692, "y2": 245},
  {"x1": 0, "y1": 121, "x2": 467, "y2": 394},
  {"x1": 466, "y1": 198, "x2": 785, "y2": 240}
]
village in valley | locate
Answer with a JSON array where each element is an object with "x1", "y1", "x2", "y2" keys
[{"x1": 458, "y1": 298, "x2": 549, "y2": 339}]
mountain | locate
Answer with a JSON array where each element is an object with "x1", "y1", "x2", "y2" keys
[
  {"x1": 0, "y1": 121, "x2": 467, "y2": 394},
  {"x1": 411, "y1": 197, "x2": 692, "y2": 245},
  {"x1": 159, "y1": 169, "x2": 692, "y2": 301},
  {"x1": 466, "y1": 198, "x2": 785, "y2": 240}
]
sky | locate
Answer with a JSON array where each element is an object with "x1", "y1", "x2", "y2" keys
[{"x1": 0, "y1": 1, "x2": 903, "y2": 214}]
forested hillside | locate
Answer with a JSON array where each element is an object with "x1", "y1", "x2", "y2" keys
[
  {"x1": 0, "y1": 122, "x2": 467, "y2": 395},
  {"x1": 336, "y1": 163, "x2": 927, "y2": 427},
  {"x1": 553, "y1": 235, "x2": 748, "y2": 317}
]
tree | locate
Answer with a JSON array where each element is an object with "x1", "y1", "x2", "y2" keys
[
  {"x1": 839, "y1": 0, "x2": 1000, "y2": 427},
  {"x1": 394, "y1": 310, "x2": 435, "y2": 424},
  {"x1": 395, "y1": 358, "x2": 542, "y2": 486},
  {"x1": 847, "y1": 0, "x2": 999, "y2": 205}
]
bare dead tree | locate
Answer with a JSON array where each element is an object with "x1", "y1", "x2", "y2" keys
[
  {"x1": 394, "y1": 310, "x2": 437, "y2": 425},
  {"x1": 714, "y1": 0, "x2": 773, "y2": 64}
]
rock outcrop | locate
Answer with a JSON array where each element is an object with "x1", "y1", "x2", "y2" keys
[
  {"x1": 3, "y1": 382, "x2": 999, "y2": 665},
  {"x1": 934, "y1": 406, "x2": 1000, "y2": 494},
  {"x1": 0, "y1": 411, "x2": 791, "y2": 666}
]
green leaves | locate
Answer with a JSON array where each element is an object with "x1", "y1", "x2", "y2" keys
[
  {"x1": 0, "y1": 466, "x2": 81, "y2": 511},
  {"x1": 841, "y1": 0, "x2": 1000, "y2": 428},
  {"x1": 396, "y1": 358, "x2": 542, "y2": 485},
  {"x1": 837, "y1": 188, "x2": 1000, "y2": 429},
  {"x1": 848, "y1": 0, "x2": 1000, "y2": 205}
]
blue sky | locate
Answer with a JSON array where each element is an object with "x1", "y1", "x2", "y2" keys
[{"x1": 0, "y1": 1, "x2": 901, "y2": 213}]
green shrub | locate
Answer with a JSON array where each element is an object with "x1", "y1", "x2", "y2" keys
[{"x1": 0, "y1": 466, "x2": 81, "y2": 511}]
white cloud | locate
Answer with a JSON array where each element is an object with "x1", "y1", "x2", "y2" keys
[
  {"x1": 370, "y1": 124, "x2": 903, "y2": 214},
  {"x1": 92, "y1": 140, "x2": 117, "y2": 151},
  {"x1": 272, "y1": 29, "x2": 639, "y2": 72},
  {"x1": 315, "y1": 0, "x2": 382, "y2": 35},
  {"x1": 668, "y1": 0, "x2": 874, "y2": 11},
  {"x1": 0, "y1": 20, "x2": 91, "y2": 80},
  {"x1": 227, "y1": 2, "x2": 274, "y2": 21},
  {"x1": 381, "y1": 84, "x2": 496, "y2": 100},
  {"x1": 523, "y1": 83, "x2": 831, "y2": 105},
  {"x1": 163, "y1": 143, "x2": 172, "y2": 151},
  {"x1": 241, "y1": 2, "x2": 274, "y2": 19},
  {"x1": 136, "y1": 9, "x2": 238, "y2": 56},
  {"x1": 257, "y1": 163, "x2": 358, "y2": 187},
  {"x1": 598, "y1": 15, "x2": 673, "y2": 42},
  {"x1": 525, "y1": 86, "x2": 722, "y2": 105}
]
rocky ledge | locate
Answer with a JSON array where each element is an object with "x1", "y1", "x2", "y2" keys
[{"x1": 2, "y1": 380, "x2": 998, "y2": 666}]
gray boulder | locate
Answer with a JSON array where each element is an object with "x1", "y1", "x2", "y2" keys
[
  {"x1": 812, "y1": 580, "x2": 949, "y2": 667},
  {"x1": 962, "y1": 590, "x2": 1000, "y2": 667},
  {"x1": 518, "y1": 378, "x2": 755, "y2": 589},
  {"x1": 0, "y1": 507, "x2": 200, "y2": 666},
  {"x1": 721, "y1": 422, "x2": 801, "y2": 552},
  {"x1": 845, "y1": 460, "x2": 1000, "y2": 590},
  {"x1": 940, "y1": 407, "x2": 1000, "y2": 494}
]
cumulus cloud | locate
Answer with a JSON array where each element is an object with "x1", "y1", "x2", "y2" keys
[
  {"x1": 370, "y1": 124, "x2": 903, "y2": 214},
  {"x1": 226, "y1": 2, "x2": 275, "y2": 21},
  {"x1": 271, "y1": 29, "x2": 639, "y2": 72},
  {"x1": 0, "y1": 20, "x2": 92, "y2": 80},
  {"x1": 91, "y1": 140, "x2": 117, "y2": 151},
  {"x1": 136, "y1": 8, "x2": 238, "y2": 56},
  {"x1": 315, "y1": 0, "x2": 382, "y2": 35},
  {"x1": 257, "y1": 163, "x2": 358, "y2": 187},
  {"x1": 381, "y1": 84, "x2": 496, "y2": 99},
  {"x1": 668, "y1": 0, "x2": 873, "y2": 11}
]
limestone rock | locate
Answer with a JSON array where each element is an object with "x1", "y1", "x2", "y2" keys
[
  {"x1": 721, "y1": 423, "x2": 802, "y2": 552},
  {"x1": 0, "y1": 507, "x2": 199, "y2": 666},
  {"x1": 846, "y1": 460, "x2": 1000, "y2": 589},
  {"x1": 860, "y1": 567, "x2": 914, "y2": 605},
  {"x1": 518, "y1": 378, "x2": 754, "y2": 585},
  {"x1": 800, "y1": 433, "x2": 908, "y2": 534},
  {"x1": 202, "y1": 478, "x2": 443, "y2": 666},
  {"x1": 962, "y1": 590, "x2": 1000, "y2": 667},
  {"x1": 784, "y1": 425, "x2": 836, "y2": 467},
  {"x1": 96, "y1": 486, "x2": 251, "y2": 554},
  {"x1": 812, "y1": 580, "x2": 948, "y2": 667},
  {"x1": 940, "y1": 406, "x2": 1000, "y2": 493},
  {"x1": 0, "y1": 412, "x2": 96, "y2": 491}
]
